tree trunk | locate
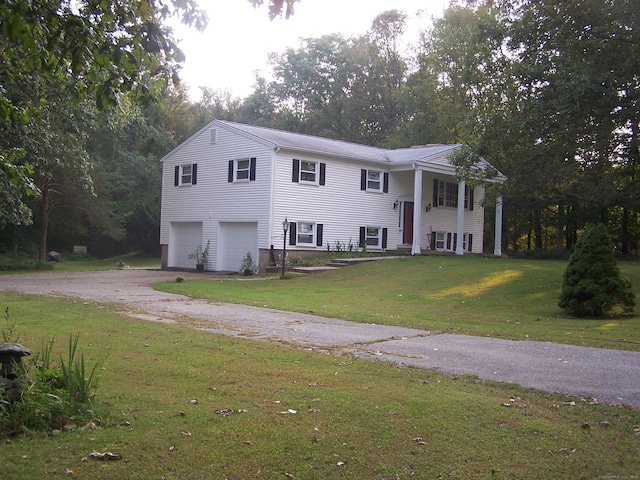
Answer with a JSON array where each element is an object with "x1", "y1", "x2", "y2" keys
[
  {"x1": 38, "y1": 177, "x2": 50, "y2": 261},
  {"x1": 555, "y1": 202, "x2": 564, "y2": 256},
  {"x1": 534, "y1": 209, "x2": 543, "y2": 252},
  {"x1": 11, "y1": 225, "x2": 18, "y2": 254},
  {"x1": 620, "y1": 207, "x2": 628, "y2": 255}
]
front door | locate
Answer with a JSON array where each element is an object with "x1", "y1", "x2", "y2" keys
[{"x1": 403, "y1": 202, "x2": 414, "y2": 244}]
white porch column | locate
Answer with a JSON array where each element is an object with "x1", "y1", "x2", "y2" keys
[
  {"x1": 455, "y1": 180, "x2": 466, "y2": 255},
  {"x1": 494, "y1": 196, "x2": 503, "y2": 257},
  {"x1": 411, "y1": 168, "x2": 423, "y2": 255}
]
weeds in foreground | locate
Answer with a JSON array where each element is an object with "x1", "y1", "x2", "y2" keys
[{"x1": 0, "y1": 329, "x2": 109, "y2": 437}]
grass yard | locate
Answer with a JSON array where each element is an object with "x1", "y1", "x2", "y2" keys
[
  {"x1": 0, "y1": 292, "x2": 638, "y2": 479},
  {"x1": 0, "y1": 252, "x2": 160, "y2": 274},
  {"x1": 157, "y1": 255, "x2": 640, "y2": 352}
]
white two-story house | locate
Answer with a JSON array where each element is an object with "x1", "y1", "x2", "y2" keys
[{"x1": 160, "y1": 120, "x2": 505, "y2": 272}]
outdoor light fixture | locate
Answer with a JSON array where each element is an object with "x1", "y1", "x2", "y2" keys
[
  {"x1": 425, "y1": 203, "x2": 432, "y2": 212},
  {"x1": 281, "y1": 217, "x2": 290, "y2": 278},
  {"x1": 393, "y1": 200, "x2": 399, "y2": 210}
]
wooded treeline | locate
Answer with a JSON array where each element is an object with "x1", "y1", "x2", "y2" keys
[{"x1": 1, "y1": 0, "x2": 638, "y2": 258}]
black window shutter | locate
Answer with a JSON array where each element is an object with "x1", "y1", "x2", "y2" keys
[
  {"x1": 174, "y1": 165, "x2": 179, "y2": 186},
  {"x1": 468, "y1": 234, "x2": 473, "y2": 252},
  {"x1": 446, "y1": 232, "x2": 452, "y2": 250},
  {"x1": 453, "y1": 233, "x2": 458, "y2": 250},
  {"x1": 433, "y1": 178, "x2": 439, "y2": 207},
  {"x1": 289, "y1": 222, "x2": 297, "y2": 246},
  {"x1": 360, "y1": 169, "x2": 367, "y2": 190},
  {"x1": 382, "y1": 228, "x2": 388, "y2": 249},
  {"x1": 383, "y1": 172, "x2": 389, "y2": 193},
  {"x1": 469, "y1": 187, "x2": 474, "y2": 211},
  {"x1": 228, "y1": 160, "x2": 234, "y2": 183},
  {"x1": 359, "y1": 226, "x2": 366, "y2": 247},
  {"x1": 250, "y1": 158, "x2": 256, "y2": 181},
  {"x1": 316, "y1": 224, "x2": 323, "y2": 247},
  {"x1": 319, "y1": 163, "x2": 326, "y2": 185},
  {"x1": 191, "y1": 163, "x2": 197, "y2": 185},
  {"x1": 292, "y1": 159, "x2": 300, "y2": 183}
]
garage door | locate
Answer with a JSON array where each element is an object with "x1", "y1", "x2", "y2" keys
[
  {"x1": 219, "y1": 222, "x2": 258, "y2": 272},
  {"x1": 169, "y1": 222, "x2": 203, "y2": 269}
]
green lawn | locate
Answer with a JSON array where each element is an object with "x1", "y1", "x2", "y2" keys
[
  {"x1": 0, "y1": 252, "x2": 160, "y2": 273},
  {"x1": 156, "y1": 255, "x2": 640, "y2": 351},
  {"x1": 1, "y1": 292, "x2": 638, "y2": 479}
]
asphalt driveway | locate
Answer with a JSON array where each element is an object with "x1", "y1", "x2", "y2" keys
[{"x1": 1, "y1": 268, "x2": 639, "y2": 409}]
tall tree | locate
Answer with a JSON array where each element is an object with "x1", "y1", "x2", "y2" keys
[{"x1": 0, "y1": 0, "x2": 207, "y2": 230}]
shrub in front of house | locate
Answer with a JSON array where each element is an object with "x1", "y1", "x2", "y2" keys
[{"x1": 559, "y1": 223, "x2": 635, "y2": 317}]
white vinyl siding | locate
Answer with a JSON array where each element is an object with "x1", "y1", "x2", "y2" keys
[
  {"x1": 273, "y1": 151, "x2": 399, "y2": 251},
  {"x1": 160, "y1": 123, "x2": 274, "y2": 270}
]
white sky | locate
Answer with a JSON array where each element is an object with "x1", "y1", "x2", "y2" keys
[{"x1": 171, "y1": 0, "x2": 450, "y2": 101}]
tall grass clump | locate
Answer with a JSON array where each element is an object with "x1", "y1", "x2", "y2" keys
[{"x1": 0, "y1": 333, "x2": 108, "y2": 437}]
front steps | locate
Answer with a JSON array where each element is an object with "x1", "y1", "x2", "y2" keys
[{"x1": 291, "y1": 256, "x2": 401, "y2": 274}]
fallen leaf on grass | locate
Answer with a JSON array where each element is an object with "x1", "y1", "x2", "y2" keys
[
  {"x1": 216, "y1": 409, "x2": 235, "y2": 417},
  {"x1": 280, "y1": 409, "x2": 297, "y2": 415},
  {"x1": 180, "y1": 431, "x2": 192, "y2": 437},
  {"x1": 90, "y1": 452, "x2": 122, "y2": 461},
  {"x1": 412, "y1": 437, "x2": 427, "y2": 445}
]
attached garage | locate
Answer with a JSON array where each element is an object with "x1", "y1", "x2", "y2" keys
[
  {"x1": 218, "y1": 222, "x2": 258, "y2": 272},
  {"x1": 168, "y1": 222, "x2": 203, "y2": 269}
]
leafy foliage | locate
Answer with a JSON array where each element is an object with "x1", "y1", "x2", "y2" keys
[
  {"x1": 0, "y1": 0, "x2": 206, "y2": 230},
  {"x1": 559, "y1": 224, "x2": 636, "y2": 317},
  {"x1": 0, "y1": 334, "x2": 108, "y2": 437}
]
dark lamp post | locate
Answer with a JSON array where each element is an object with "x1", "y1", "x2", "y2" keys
[{"x1": 281, "y1": 217, "x2": 289, "y2": 278}]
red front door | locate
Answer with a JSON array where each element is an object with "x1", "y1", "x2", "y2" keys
[{"x1": 403, "y1": 202, "x2": 414, "y2": 244}]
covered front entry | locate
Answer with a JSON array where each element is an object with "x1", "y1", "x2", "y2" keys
[
  {"x1": 218, "y1": 222, "x2": 258, "y2": 272},
  {"x1": 169, "y1": 222, "x2": 203, "y2": 269}
]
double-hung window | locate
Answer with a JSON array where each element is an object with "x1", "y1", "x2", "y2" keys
[
  {"x1": 236, "y1": 159, "x2": 250, "y2": 180},
  {"x1": 228, "y1": 158, "x2": 256, "y2": 183},
  {"x1": 288, "y1": 221, "x2": 324, "y2": 247},
  {"x1": 174, "y1": 163, "x2": 197, "y2": 186},
  {"x1": 433, "y1": 179, "x2": 473, "y2": 209},
  {"x1": 292, "y1": 159, "x2": 326, "y2": 185},
  {"x1": 300, "y1": 161, "x2": 316, "y2": 182},
  {"x1": 359, "y1": 226, "x2": 388, "y2": 249},
  {"x1": 445, "y1": 182, "x2": 458, "y2": 207},
  {"x1": 360, "y1": 169, "x2": 389, "y2": 193},
  {"x1": 297, "y1": 222, "x2": 315, "y2": 245}
]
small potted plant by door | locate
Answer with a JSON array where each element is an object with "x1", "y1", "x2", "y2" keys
[
  {"x1": 188, "y1": 240, "x2": 210, "y2": 273},
  {"x1": 240, "y1": 251, "x2": 257, "y2": 276}
]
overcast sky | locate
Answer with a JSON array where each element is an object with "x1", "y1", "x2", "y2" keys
[{"x1": 171, "y1": 0, "x2": 450, "y2": 100}]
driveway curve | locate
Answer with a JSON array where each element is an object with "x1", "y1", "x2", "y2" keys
[{"x1": 1, "y1": 268, "x2": 639, "y2": 409}]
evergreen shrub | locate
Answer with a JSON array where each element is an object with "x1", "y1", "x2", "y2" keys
[{"x1": 558, "y1": 223, "x2": 635, "y2": 317}]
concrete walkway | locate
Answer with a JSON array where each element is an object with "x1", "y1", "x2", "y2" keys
[{"x1": 1, "y1": 268, "x2": 639, "y2": 409}]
